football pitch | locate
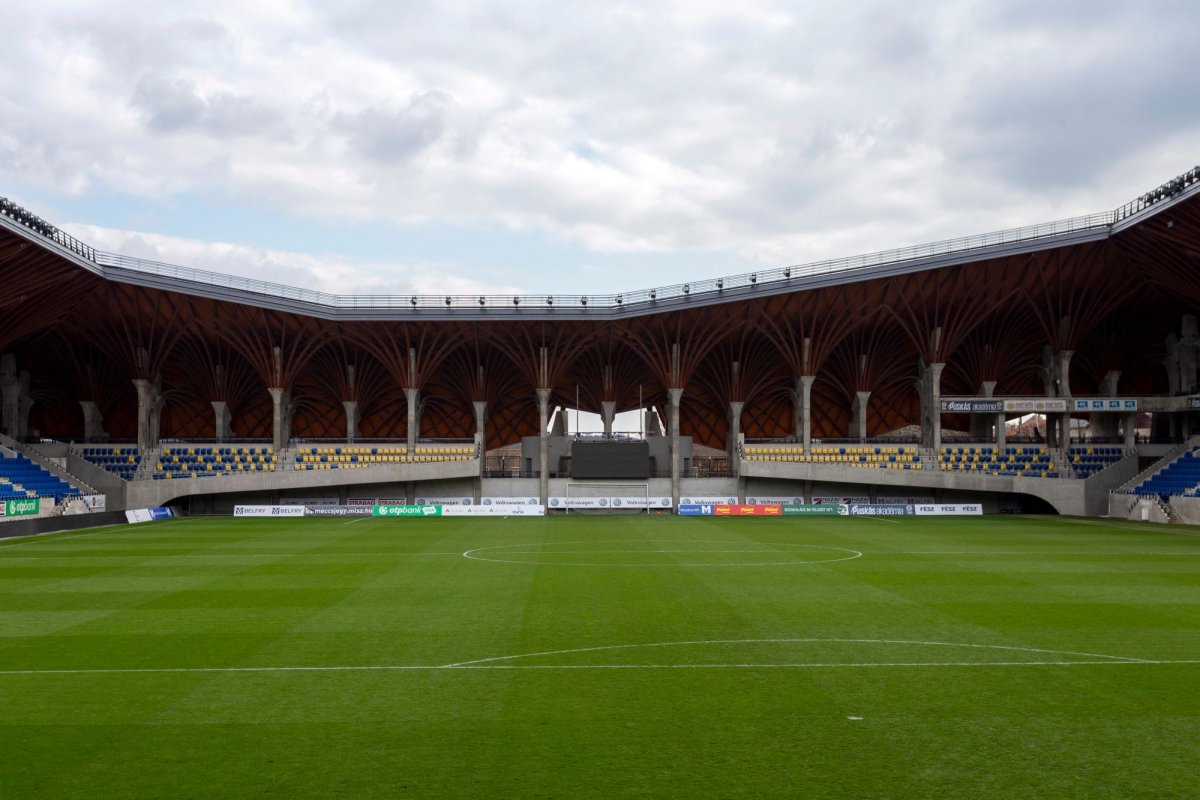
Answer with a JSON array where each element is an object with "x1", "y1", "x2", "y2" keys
[{"x1": 1, "y1": 514, "x2": 1197, "y2": 798}]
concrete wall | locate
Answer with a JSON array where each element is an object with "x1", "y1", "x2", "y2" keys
[{"x1": 1170, "y1": 495, "x2": 1200, "y2": 526}]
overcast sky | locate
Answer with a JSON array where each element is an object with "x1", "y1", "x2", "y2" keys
[{"x1": 2, "y1": 1, "x2": 1198, "y2": 297}]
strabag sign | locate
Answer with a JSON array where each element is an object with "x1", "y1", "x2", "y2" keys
[{"x1": 233, "y1": 505, "x2": 306, "y2": 517}]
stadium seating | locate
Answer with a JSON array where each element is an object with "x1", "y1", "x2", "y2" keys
[
  {"x1": 936, "y1": 446, "x2": 1058, "y2": 478},
  {"x1": 741, "y1": 445, "x2": 924, "y2": 470},
  {"x1": 0, "y1": 455, "x2": 82, "y2": 503},
  {"x1": 81, "y1": 446, "x2": 141, "y2": 480},
  {"x1": 1132, "y1": 448, "x2": 1200, "y2": 499},
  {"x1": 1068, "y1": 446, "x2": 1125, "y2": 478},
  {"x1": 152, "y1": 446, "x2": 276, "y2": 480},
  {"x1": 292, "y1": 445, "x2": 476, "y2": 470}
]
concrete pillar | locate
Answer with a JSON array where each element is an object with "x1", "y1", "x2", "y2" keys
[
  {"x1": 537, "y1": 388, "x2": 551, "y2": 506},
  {"x1": 473, "y1": 400, "x2": 487, "y2": 478},
  {"x1": 268, "y1": 387, "x2": 292, "y2": 452},
  {"x1": 918, "y1": 362, "x2": 946, "y2": 452},
  {"x1": 1123, "y1": 412, "x2": 1137, "y2": 450},
  {"x1": 551, "y1": 406, "x2": 567, "y2": 436},
  {"x1": 133, "y1": 378, "x2": 162, "y2": 451},
  {"x1": 405, "y1": 387, "x2": 419, "y2": 455},
  {"x1": 969, "y1": 381, "x2": 997, "y2": 439},
  {"x1": 342, "y1": 400, "x2": 359, "y2": 442},
  {"x1": 0, "y1": 354, "x2": 18, "y2": 436},
  {"x1": 794, "y1": 375, "x2": 815, "y2": 454},
  {"x1": 645, "y1": 408, "x2": 662, "y2": 436},
  {"x1": 601, "y1": 401, "x2": 616, "y2": 438},
  {"x1": 1180, "y1": 315, "x2": 1198, "y2": 395},
  {"x1": 727, "y1": 401, "x2": 744, "y2": 477},
  {"x1": 17, "y1": 387, "x2": 32, "y2": 441},
  {"x1": 212, "y1": 401, "x2": 232, "y2": 442},
  {"x1": 1090, "y1": 371, "x2": 1122, "y2": 438},
  {"x1": 849, "y1": 391, "x2": 870, "y2": 440},
  {"x1": 80, "y1": 401, "x2": 106, "y2": 442},
  {"x1": 668, "y1": 388, "x2": 683, "y2": 510}
]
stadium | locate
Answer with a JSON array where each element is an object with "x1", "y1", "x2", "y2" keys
[
  {"x1": 2, "y1": 166, "x2": 1199, "y2": 798},
  {"x1": 1, "y1": 165, "x2": 1199, "y2": 522}
]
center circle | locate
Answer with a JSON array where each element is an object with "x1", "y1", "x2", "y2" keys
[{"x1": 461, "y1": 539, "x2": 863, "y2": 567}]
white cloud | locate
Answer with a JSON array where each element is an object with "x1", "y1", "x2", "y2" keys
[
  {"x1": 64, "y1": 223, "x2": 526, "y2": 297},
  {"x1": 2, "y1": 0, "x2": 1199, "y2": 281}
]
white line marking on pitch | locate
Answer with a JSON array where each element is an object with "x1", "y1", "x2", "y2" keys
[
  {"x1": 0, "y1": 552, "x2": 467, "y2": 561},
  {"x1": 460, "y1": 540, "x2": 863, "y2": 567},
  {"x1": 440, "y1": 637, "x2": 1151, "y2": 667},
  {"x1": 895, "y1": 551, "x2": 1200, "y2": 556}
]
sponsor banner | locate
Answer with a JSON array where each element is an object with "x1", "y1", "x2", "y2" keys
[
  {"x1": 1, "y1": 497, "x2": 40, "y2": 517},
  {"x1": 1003, "y1": 398, "x2": 1068, "y2": 413},
  {"x1": 1190, "y1": 395, "x2": 1200, "y2": 411},
  {"x1": 1070, "y1": 398, "x2": 1139, "y2": 412},
  {"x1": 848, "y1": 503, "x2": 915, "y2": 516},
  {"x1": 677, "y1": 504, "x2": 713, "y2": 516},
  {"x1": 940, "y1": 399, "x2": 1004, "y2": 414},
  {"x1": 813, "y1": 496, "x2": 870, "y2": 505},
  {"x1": 481, "y1": 497, "x2": 541, "y2": 507},
  {"x1": 746, "y1": 496, "x2": 805, "y2": 505},
  {"x1": 915, "y1": 504, "x2": 983, "y2": 516},
  {"x1": 679, "y1": 496, "x2": 738, "y2": 505},
  {"x1": 80, "y1": 494, "x2": 107, "y2": 511},
  {"x1": 372, "y1": 504, "x2": 442, "y2": 517},
  {"x1": 441, "y1": 504, "x2": 546, "y2": 517},
  {"x1": 304, "y1": 505, "x2": 373, "y2": 517},
  {"x1": 282, "y1": 496, "x2": 338, "y2": 506},
  {"x1": 781, "y1": 504, "x2": 847, "y2": 516},
  {"x1": 415, "y1": 496, "x2": 472, "y2": 506},
  {"x1": 878, "y1": 496, "x2": 935, "y2": 505},
  {"x1": 347, "y1": 498, "x2": 377, "y2": 506},
  {"x1": 126, "y1": 507, "x2": 174, "y2": 524},
  {"x1": 548, "y1": 496, "x2": 672, "y2": 509},
  {"x1": 714, "y1": 504, "x2": 782, "y2": 516},
  {"x1": 233, "y1": 505, "x2": 306, "y2": 518}
]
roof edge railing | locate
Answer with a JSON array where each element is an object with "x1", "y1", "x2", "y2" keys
[{"x1": 2, "y1": 165, "x2": 1198, "y2": 312}]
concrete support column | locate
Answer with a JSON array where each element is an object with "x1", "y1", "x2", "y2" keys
[
  {"x1": 1123, "y1": 412, "x2": 1137, "y2": 450},
  {"x1": 404, "y1": 387, "x2": 420, "y2": 455},
  {"x1": 667, "y1": 388, "x2": 683, "y2": 511},
  {"x1": 1090, "y1": 371, "x2": 1122, "y2": 438},
  {"x1": 473, "y1": 401, "x2": 487, "y2": 478},
  {"x1": 0, "y1": 354, "x2": 20, "y2": 437},
  {"x1": 536, "y1": 388, "x2": 551, "y2": 506},
  {"x1": 80, "y1": 401, "x2": 106, "y2": 442},
  {"x1": 969, "y1": 381, "x2": 997, "y2": 439},
  {"x1": 268, "y1": 387, "x2": 292, "y2": 453},
  {"x1": 727, "y1": 401, "x2": 744, "y2": 477},
  {"x1": 133, "y1": 378, "x2": 163, "y2": 452},
  {"x1": 794, "y1": 375, "x2": 815, "y2": 454},
  {"x1": 17, "y1": 390, "x2": 32, "y2": 441},
  {"x1": 212, "y1": 401, "x2": 232, "y2": 442},
  {"x1": 1179, "y1": 315, "x2": 1198, "y2": 395},
  {"x1": 918, "y1": 362, "x2": 946, "y2": 452},
  {"x1": 601, "y1": 401, "x2": 616, "y2": 438},
  {"x1": 342, "y1": 400, "x2": 359, "y2": 442},
  {"x1": 849, "y1": 391, "x2": 870, "y2": 440}
]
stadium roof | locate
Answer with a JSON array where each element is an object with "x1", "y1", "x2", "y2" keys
[{"x1": 3, "y1": 166, "x2": 1198, "y2": 321}]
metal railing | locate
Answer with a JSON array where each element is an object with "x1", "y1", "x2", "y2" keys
[{"x1": 3, "y1": 164, "x2": 1197, "y2": 314}]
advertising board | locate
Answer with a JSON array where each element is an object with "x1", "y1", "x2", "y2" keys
[
  {"x1": 847, "y1": 504, "x2": 914, "y2": 516},
  {"x1": 780, "y1": 504, "x2": 847, "y2": 516},
  {"x1": 372, "y1": 504, "x2": 442, "y2": 517},
  {"x1": 1070, "y1": 398, "x2": 1139, "y2": 412},
  {"x1": 233, "y1": 505, "x2": 306, "y2": 518},
  {"x1": 914, "y1": 504, "x2": 984, "y2": 516},
  {"x1": 940, "y1": 399, "x2": 1004, "y2": 413},
  {"x1": 1, "y1": 498, "x2": 40, "y2": 517},
  {"x1": 713, "y1": 504, "x2": 782, "y2": 516}
]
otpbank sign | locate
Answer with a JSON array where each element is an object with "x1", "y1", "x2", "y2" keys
[{"x1": 0, "y1": 498, "x2": 40, "y2": 517}]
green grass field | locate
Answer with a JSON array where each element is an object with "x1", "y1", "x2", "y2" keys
[{"x1": 1, "y1": 514, "x2": 1198, "y2": 798}]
